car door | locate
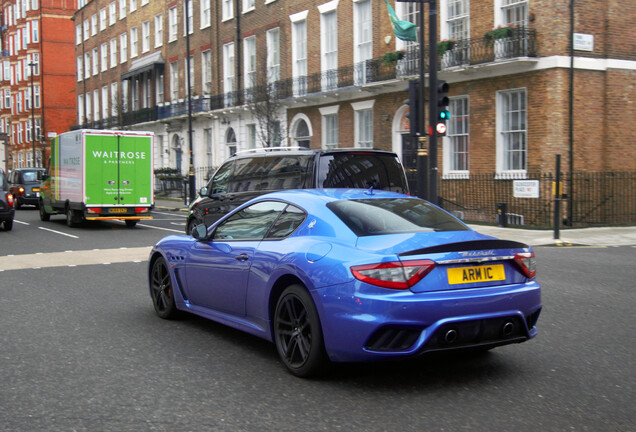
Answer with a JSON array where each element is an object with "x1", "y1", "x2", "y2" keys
[{"x1": 185, "y1": 200, "x2": 287, "y2": 316}]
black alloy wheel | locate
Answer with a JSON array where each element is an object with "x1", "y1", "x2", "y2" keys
[
  {"x1": 274, "y1": 284, "x2": 327, "y2": 377},
  {"x1": 150, "y1": 257, "x2": 179, "y2": 319}
]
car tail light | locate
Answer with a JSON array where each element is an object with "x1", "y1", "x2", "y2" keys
[
  {"x1": 135, "y1": 207, "x2": 149, "y2": 214},
  {"x1": 18, "y1": 187, "x2": 25, "y2": 194},
  {"x1": 513, "y1": 252, "x2": 536, "y2": 279},
  {"x1": 87, "y1": 207, "x2": 102, "y2": 214},
  {"x1": 351, "y1": 260, "x2": 436, "y2": 290},
  {"x1": 6, "y1": 193, "x2": 14, "y2": 208}
]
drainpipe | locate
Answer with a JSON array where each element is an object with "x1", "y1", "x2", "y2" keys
[{"x1": 568, "y1": 0, "x2": 574, "y2": 225}]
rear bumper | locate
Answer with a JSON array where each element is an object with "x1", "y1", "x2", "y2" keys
[
  {"x1": 313, "y1": 280, "x2": 541, "y2": 363},
  {"x1": 85, "y1": 216, "x2": 153, "y2": 221}
]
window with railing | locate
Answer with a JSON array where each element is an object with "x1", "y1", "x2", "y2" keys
[
  {"x1": 266, "y1": 28, "x2": 280, "y2": 84},
  {"x1": 502, "y1": 0, "x2": 528, "y2": 27},
  {"x1": 320, "y1": 5, "x2": 338, "y2": 92},
  {"x1": 244, "y1": 36, "x2": 256, "y2": 92},
  {"x1": 170, "y1": 62, "x2": 178, "y2": 101},
  {"x1": 291, "y1": 13, "x2": 307, "y2": 96},
  {"x1": 354, "y1": 0, "x2": 372, "y2": 85},
  {"x1": 497, "y1": 88, "x2": 527, "y2": 177},
  {"x1": 223, "y1": 43, "x2": 235, "y2": 106}
]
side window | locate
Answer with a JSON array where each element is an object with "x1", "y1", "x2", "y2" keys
[
  {"x1": 260, "y1": 156, "x2": 311, "y2": 191},
  {"x1": 227, "y1": 157, "x2": 266, "y2": 193},
  {"x1": 265, "y1": 204, "x2": 306, "y2": 239},
  {"x1": 209, "y1": 161, "x2": 234, "y2": 194},
  {"x1": 213, "y1": 201, "x2": 287, "y2": 241}
]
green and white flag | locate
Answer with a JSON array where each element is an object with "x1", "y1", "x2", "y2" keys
[{"x1": 384, "y1": 0, "x2": 417, "y2": 42}]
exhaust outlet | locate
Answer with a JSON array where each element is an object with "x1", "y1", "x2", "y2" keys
[
  {"x1": 502, "y1": 321, "x2": 514, "y2": 337},
  {"x1": 444, "y1": 329, "x2": 458, "y2": 344}
]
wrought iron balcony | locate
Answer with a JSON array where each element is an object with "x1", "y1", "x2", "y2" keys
[{"x1": 72, "y1": 28, "x2": 536, "y2": 130}]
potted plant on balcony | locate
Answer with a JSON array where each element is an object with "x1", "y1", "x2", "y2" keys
[
  {"x1": 437, "y1": 39, "x2": 456, "y2": 55},
  {"x1": 485, "y1": 25, "x2": 516, "y2": 45},
  {"x1": 381, "y1": 50, "x2": 405, "y2": 66}
]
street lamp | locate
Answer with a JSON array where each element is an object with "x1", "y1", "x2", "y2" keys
[
  {"x1": 28, "y1": 62, "x2": 37, "y2": 168},
  {"x1": 185, "y1": 0, "x2": 195, "y2": 204}
]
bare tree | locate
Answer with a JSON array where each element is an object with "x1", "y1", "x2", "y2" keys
[{"x1": 246, "y1": 53, "x2": 287, "y2": 148}]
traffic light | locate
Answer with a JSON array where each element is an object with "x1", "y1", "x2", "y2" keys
[
  {"x1": 435, "y1": 80, "x2": 450, "y2": 136},
  {"x1": 405, "y1": 80, "x2": 420, "y2": 137}
]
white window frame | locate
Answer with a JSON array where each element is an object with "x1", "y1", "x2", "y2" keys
[
  {"x1": 109, "y1": 2, "x2": 116, "y2": 25},
  {"x1": 92, "y1": 48, "x2": 99, "y2": 75},
  {"x1": 119, "y1": 0, "x2": 126, "y2": 19},
  {"x1": 443, "y1": 95, "x2": 470, "y2": 178},
  {"x1": 496, "y1": 88, "x2": 527, "y2": 178},
  {"x1": 154, "y1": 14, "x2": 163, "y2": 47},
  {"x1": 201, "y1": 50, "x2": 212, "y2": 94},
  {"x1": 353, "y1": 0, "x2": 372, "y2": 84},
  {"x1": 100, "y1": 43, "x2": 108, "y2": 72},
  {"x1": 110, "y1": 38, "x2": 118, "y2": 68},
  {"x1": 351, "y1": 100, "x2": 375, "y2": 148},
  {"x1": 141, "y1": 21, "x2": 150, "y2": 53},
  {"x1": 290, "y1": 11, "x2": 308, "y2": 96},
  {"x1": 319, "y1": 105, "x2": 340, "y2": 150},
  {"x1": 120, "y1": 32, "x2": 128, "y2": 63},
  {"x1": 200, "y1": 0, "x2": 211, "y2": 28},
  {"x1": 168, "y1": 7, "x2": 178, "y2": 42},
  {"x1": 319, "y1": 2, "x2": 338, "y2": 91},
  {"x1": 266, "y1": 27, "x2": 280, "y2": 84},
  {"x1": 130, "y1": 27, "x2": 138, "y2": 58},
  {"x1": 222, "y1": 0, "x2": 233, "y2": 21},
  {"x1": 223, "y1": 42, "x2": 235, "y2": 105},
  {"x1": 111, "y1": 82, "x2": 118, "y2": 117},
  {"x1": 99, "y1": 8, "x2": 107, "y2": 31},
  {"x1": 170, "y1": 62, "x2": 179, "y2": 100},
  {"x1": 242, "y1": 0, "x2": 255, "y2": 14},
  {"x1": 243, "y1": 36, "x2": 256, "y2": 90}
]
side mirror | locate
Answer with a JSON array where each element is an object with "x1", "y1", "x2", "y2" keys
[
  {"x1": 192, "y1": 223, "x2": 207, "y2": 240},
  {"x1": 199, "y1": 186, "x2": 208, "y2": 197}
]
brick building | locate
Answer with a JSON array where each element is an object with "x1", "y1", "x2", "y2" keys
[
  {"x1": 0, "y1": 0, "x2": 77, "y2": 171},
  {"x1": 71, "y1": 0, "x2": 635, "y2": 223}
]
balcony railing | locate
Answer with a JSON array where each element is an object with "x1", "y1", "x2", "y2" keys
[{"x1": 71, "y1": 29, "x2": 537, "y2": 130}]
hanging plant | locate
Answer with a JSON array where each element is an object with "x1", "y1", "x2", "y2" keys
[
  {"x1": 437, "y1": 39, "x2": 456, "y2": 55},
  {"x1": 485, "y1": 26, "x2": 515, "y2": 44},
  {"x1": 381, "y1": 50, "x2": 406, "y2": 65}
]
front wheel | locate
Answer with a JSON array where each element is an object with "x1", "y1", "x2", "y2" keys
[
  {"x1": 39, "y1": 201, "x2": 50, "y2": 221},
  {"x1": 274, "y1": 284, "x2": 327, "y2": 377},
  {"x1": 186, "y1": 218, "x2": 198, "y2": 235},
  {"x1": 150, "y1": 257, "x2": 179, "y2": 319}
]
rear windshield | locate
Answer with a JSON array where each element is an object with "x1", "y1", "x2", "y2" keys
[
  {"x1": 215, "y1": 155, "x2": 313, "y2": 193},
  {"x1": 327, "y1": 198, "x2": 469, "y2": 236},
  {"x1": 21, "y1": 170, "x2": 42, "y2": 183},
  {"x1": 317, "y1": 153, "x2": 408, "y2": 194}
]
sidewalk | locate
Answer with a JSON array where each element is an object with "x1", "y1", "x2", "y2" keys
[{"x1": 154, "y1": 198, "x2": 636, "y2": 247}]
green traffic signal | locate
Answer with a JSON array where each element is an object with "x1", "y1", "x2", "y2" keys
[{"x1": 439, "y1": 109, "x2": 451, "y2": 120}]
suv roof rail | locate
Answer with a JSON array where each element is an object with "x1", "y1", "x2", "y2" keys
[{"x1": 233, "y1": 146, "x2": 306, "y2": 155}]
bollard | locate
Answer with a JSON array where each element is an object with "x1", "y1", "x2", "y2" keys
[{"x1": 497, "y1": 202, "x2": 507, "y2": 227}]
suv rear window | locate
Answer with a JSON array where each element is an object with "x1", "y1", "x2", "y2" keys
[
  {"x1": 327, "y1": 198, "x2": 468, "y2": 236},
  {"x1": 217, "y1": 155, "x2": 313, "y2": 193},
  {"x1": 317, "y1": 152, "x2": 408, "y2": 193}
]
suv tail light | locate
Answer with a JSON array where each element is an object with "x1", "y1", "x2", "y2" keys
[
  {"x1": 351, "y1": 260, "x2": 436, "y2": 290},
  {"x1": 6, "y1": 193, "x2": 14, "y2": 208},
  {"x1": 513, "y1": 252, "x2": 536, "y2": 279}
]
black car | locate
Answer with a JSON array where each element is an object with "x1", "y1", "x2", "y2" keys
[
  {"x1": 186, "y1": 148, "x2": 409, "y2": 234},
  {"x1": 7, "y1": 167, "x2": 46, "y2": 209},
  {"x1": 0, "y1": 169, "x2": 15, "y2": 231}
]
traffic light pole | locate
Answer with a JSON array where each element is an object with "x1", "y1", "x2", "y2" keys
[{"x1": 427, "y1": 0, "x2": 439, "y2": 205}]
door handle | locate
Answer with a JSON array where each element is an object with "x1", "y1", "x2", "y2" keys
[{"x1": 235, "y1": 254, "x2": 249, "y2": 261}]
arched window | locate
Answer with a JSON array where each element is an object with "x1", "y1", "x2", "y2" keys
[
  {"x1": 293, "y1": 119, "x2": 310, "y2": 148},
  {"x1": 226, "y1": 127, "x2": 237, "y2": 156}
]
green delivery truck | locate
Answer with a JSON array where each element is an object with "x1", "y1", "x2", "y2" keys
[{"x1": 39, "y1": 129, "x2": 154, "y2": 228}]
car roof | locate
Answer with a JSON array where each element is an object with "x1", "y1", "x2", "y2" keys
[
  {"x1": 227, "y1": 147, "x2": 398, "y2": 160},
  {"x1": 252, "y1": 188, "x2": 413, "y2": 211}
]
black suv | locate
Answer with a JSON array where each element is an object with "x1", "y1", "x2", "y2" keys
[
  {"x1": 0, "y1": 169, "x2": 15, "y2": 231},
  {"x1": 186, "y1": 148, "x2": 409, "y2": 233},
  {"x1": 7, "y1": 167, "x2": 46, "y2": 209}
]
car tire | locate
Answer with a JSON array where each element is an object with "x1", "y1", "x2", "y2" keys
[
  {"x1": 66, "y1": 207, "x2": 78, "y2": 227},
  {"x1": 150, "y1": 257, "x2": 180, "y2": 319},
  {"x1": 274, "y1": 284, "x2": 328, "y2": 377},
  {"x1": 3, "y1": 219, "x2": 12, "y2": 231},
  {"x1": 125, "y1": 220, "x2": 138, "y2": 228},
  {"x1": 186, "y1": 219, "x2": 198, "y2": 235},
  {"x1": 15, "y1": 200, "x2": 22, "y2": 210},
  {"x1": 39, "y1": 201, "x2": 50, "y2": 221}
]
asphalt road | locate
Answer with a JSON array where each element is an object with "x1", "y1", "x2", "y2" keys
[{"x1": 1, "y1": 208, "x2": 634, "y2": 431}]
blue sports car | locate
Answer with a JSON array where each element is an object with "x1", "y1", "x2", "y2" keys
[{"x1": 148, "y1": 189, "x2": 541, "y2": 377}]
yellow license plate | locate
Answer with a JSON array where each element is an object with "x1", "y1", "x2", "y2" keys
[
  {"x1": 109, "y1": 207, "x2": 127, "y2": 213},
  {"x1": 32, "y1": 187, "x2": 40, "y2": 192},
  {"x1": 447, "y1": 264, "x2": 505, "y2": 284}
]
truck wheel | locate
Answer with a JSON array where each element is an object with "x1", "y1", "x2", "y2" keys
[
  {"x1": 39, "y1": 201, "x2": 50, "y2": 221},
  {"x1": 66, "y1": 208, "x2": 78, "y2": 227},
  {"x1": 125, "y1": 220, "x2": 138, "y2": 228}
]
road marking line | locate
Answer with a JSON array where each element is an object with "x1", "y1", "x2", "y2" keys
[
  {"x1": 136, "y1": 223, "x2": 183, "y2": 233},
  {"x1": 38, "y1": 227, "x2": 79, "y2": 239},
  {"x1": 152, "y1": 211, "x2": 185, "y2": 217},
  {"x1": 0, "y1": 246, "x2": 152, "y2": 271},
  {"x1": 13, "y1": 220, "x2": 30, "y2": 225}
]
